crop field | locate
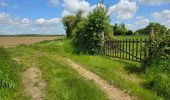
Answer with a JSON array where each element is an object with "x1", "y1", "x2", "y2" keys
[{"x1": 0, "y1": 36, "x2": 60, "y2": 47}]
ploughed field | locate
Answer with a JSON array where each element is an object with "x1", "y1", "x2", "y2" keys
[{"x1": 0, "y1": 36, "x2": 59, "y2": 47}]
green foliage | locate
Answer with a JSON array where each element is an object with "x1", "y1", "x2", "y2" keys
[
  {"x1": 148, "y1": 74, "x2": 170, "y2": 99},
  {"x1": 62, "y1": 15, "x2": 76, "y2": 37},
  {"x1": 113, "y1": 23, "x2": 129, "y2": 35},
  {"x1": 73, "y1": 5, "x2": 112, "y2": 55},
  {"x1": 142, "y1": 25, "x2": 170, "y2": 99},
  {"x1": 135, "y1": 23, "x2": 167, "y2": 35},
  {"x1": 144, "y1": 23, "x2": 167, "y2": 35},
  {"x1": 62, "y1": 10, "x2": 84, "y2": 38},
  {"x1": 126, "y1": 30, "x2": 133, "y2": 35}
]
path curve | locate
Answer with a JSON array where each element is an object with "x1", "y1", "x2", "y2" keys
[{"x1": 66, "y1": 58, "x2": 132, "y2": 100}]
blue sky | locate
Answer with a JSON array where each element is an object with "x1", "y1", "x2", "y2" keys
[{"x1": 0, "y1": 0, "x2": 170, "y2": 35}]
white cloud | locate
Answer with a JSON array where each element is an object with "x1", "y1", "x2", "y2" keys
[
  {"x1": 0, "y1": 12, "x2": 9, "y2": 19},
  {"x1": 0, "y1": 12, "x2": 64, "y2": 35},
  {"x1": 49, "y1": 0, "x2": 59, "y2": 7},
  {"x1": 62, "y1": 0, "x2": 90, "y2": 16},
  {"x1": 108, "y1": 0, "x2": 137, "y2": 20},
  {"x1": 35, "y1": 18, "x2": 61, "y2": 26},
  {"x1": 151, "y1": 9, "x2": 170, "y2": 28},
  {"x1": 48, "y1": 18, "x2": 61, "y2": 24},
  {"x1": 135, "y1": 18, "x2": 149, "y2": 25},
  {"x1": 0, "y1": 12, "x2": 10, "y2": 24},
  {"x1": 138, "y1": 0, "x2": 170, "y2": 5},
  {"x1": 126, "y1": 16, "x2": 150, "y2": 31},
  {"x1": 35, "y1": 18, "x2": 47, "y2": 25},
  {"x1": 22, "y1": 18, "x2": 30, "y2": 25},
  {"x1": 136, "y1": 16, "x2": 145, "y2": 19},
  {"x1": 0, "y1": 2, "x2": 8, "y2": 7}
]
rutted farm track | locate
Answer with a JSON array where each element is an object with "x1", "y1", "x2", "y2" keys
[{"x1": 13, "y1": 46, "x2": 132, "y2": 100}]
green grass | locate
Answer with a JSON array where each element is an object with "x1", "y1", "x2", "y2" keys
[
  {"x1": 0, "y1": 47, "x2": 28, "y2": 100},
  {"x1": 8, "y1": 43, "x2": 108, "y2": 100},
  {"x1": 37, "y1": 55, "x2": 108, "y2": 100},
  {"x1": 30, "y1": 39, "x2": 163, "y2": 100},
  {"x1": 3, "y1": 38, "x2": 164, "y2": 100}
]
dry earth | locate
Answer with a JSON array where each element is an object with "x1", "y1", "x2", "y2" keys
[
  {"x1": 0, "y1": 37, "x2": 58, "y2": 47},
  {"x1": 66, "y1": 58, "x2": 133, "y2": 100},
  {"x1": 22, "y1": 62, "x2": 46, "y2": 100}
]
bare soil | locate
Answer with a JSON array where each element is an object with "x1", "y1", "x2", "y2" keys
[
  {"x1": 22, "y1": 63, "x2": 46, "y2": 100},
  {"x1": 0, "y1": 37, "x2": 58, "y2": 47},
  {"x1": 66, "y1": 58, "x2": 133, "y2": 100}
]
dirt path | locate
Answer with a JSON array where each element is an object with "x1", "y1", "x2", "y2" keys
[
  {"x1": 66, "y1": 58, "x2": 133, "y2": 100},
  {"x1": 22, "y1": 62, "x2": 46, "y2": 100}
]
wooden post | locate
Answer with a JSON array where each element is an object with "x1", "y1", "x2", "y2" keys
[
  {"x1": 148, "y1": 27, "x2": 155, "y2": 58},
  {"x1": 149, "y1": 27, "x2": 155, "y2": 41},
  {"x1": 101, "y1": 32, "x2": 105, "y2": 55}
]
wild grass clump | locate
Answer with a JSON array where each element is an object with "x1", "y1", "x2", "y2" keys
[{"x1": 0, "y1": 47, "x2": 17, "y2": 89}]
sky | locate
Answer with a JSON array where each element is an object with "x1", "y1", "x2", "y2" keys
[{"x1": 0, "y1": 0, "x2": 170, "y2": 35}]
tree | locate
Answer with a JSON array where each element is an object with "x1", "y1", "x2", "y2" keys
[
  {"x1": 62, "y1": 15, "x2": 76, "y2": 38},
  {"x1": 134, "y1": 28, "x2": 144, "y2": 35},
  {"x1": 134, "y1": 23, "x2": 167, "y2": 35},
  {"x1": 144, "y1": 23, "x2": 167, "y2": 35},
  {"x1": 126, "y1": 30, "x2": 133, "y2": 35},
  {"x1": 113, "y1": 23, "x2": 128, "y2": 35},
  {"x1": 73, "y1": 5, "x2": 112, "y2": 54},
  {"x1": 62, "y1": 10, "x2": 84, "y2": 38}
]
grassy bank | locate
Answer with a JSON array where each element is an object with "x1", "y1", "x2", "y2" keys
[{"x1": 0, "y1": 47, "x2": 27, "y2": 99}]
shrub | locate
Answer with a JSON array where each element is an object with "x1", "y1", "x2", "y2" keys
[
  {"x1": 146, "y1": 74, "x2": 170, "y2": 99},
  {"x1": 73, "y1": 5, "x2": 112, "y2": 55},
  {"x1": 142, "y1": 26, "x2": 170, "y2": 99}
]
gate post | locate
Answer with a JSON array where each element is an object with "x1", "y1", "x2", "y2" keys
[
  {"x1": 149, "y1": 27, "x2": 155, "y2": 41},
  {"x1": 148, "y1": 27, "x2": 155, "y2": 58},
  {"x1": 101, "y1": 32, "x2": 105, "y2": 55}
]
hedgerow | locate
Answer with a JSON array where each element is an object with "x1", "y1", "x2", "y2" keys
[{"x1": 142, "y1": 28, "x2": 170, "y2": 99}]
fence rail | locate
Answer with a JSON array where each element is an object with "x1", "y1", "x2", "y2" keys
[{"x1": 104, "y1": 39, "x2": 149, "y2": 62}]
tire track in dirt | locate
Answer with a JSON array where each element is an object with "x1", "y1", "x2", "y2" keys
[
  {"x1": 66, "y1": 58, "x2": 133, "y2": 100},
  {"x1": 22, "y1": 62, "x2": 46, "y2": 100}
]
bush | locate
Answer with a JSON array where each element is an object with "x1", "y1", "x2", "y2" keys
[
  {"x1": 73, "y1": 5, "x2": 112, "y2": 55},
  {"x1": 147, "y1": 74, "x2": 170, "y2": 99},
  {"x1": 142, "y1": 26, "x2": 170, "y2": 99}
]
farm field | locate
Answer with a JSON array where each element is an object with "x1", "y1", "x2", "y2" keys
[
  {"x1": 0, "y1": 37, "x2": 163, "y2": 100},
  {"x1": 0, "y1": 36, "x2": 61, "y2": 47}
]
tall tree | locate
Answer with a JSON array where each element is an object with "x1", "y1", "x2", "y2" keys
[{"x1": 62, "y1": 10, "x2": 84, "y2": 38}]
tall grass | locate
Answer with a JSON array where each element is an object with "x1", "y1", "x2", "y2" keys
[{"x1": 0, "y1": 47, "x2": 27, "y2": 99}]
